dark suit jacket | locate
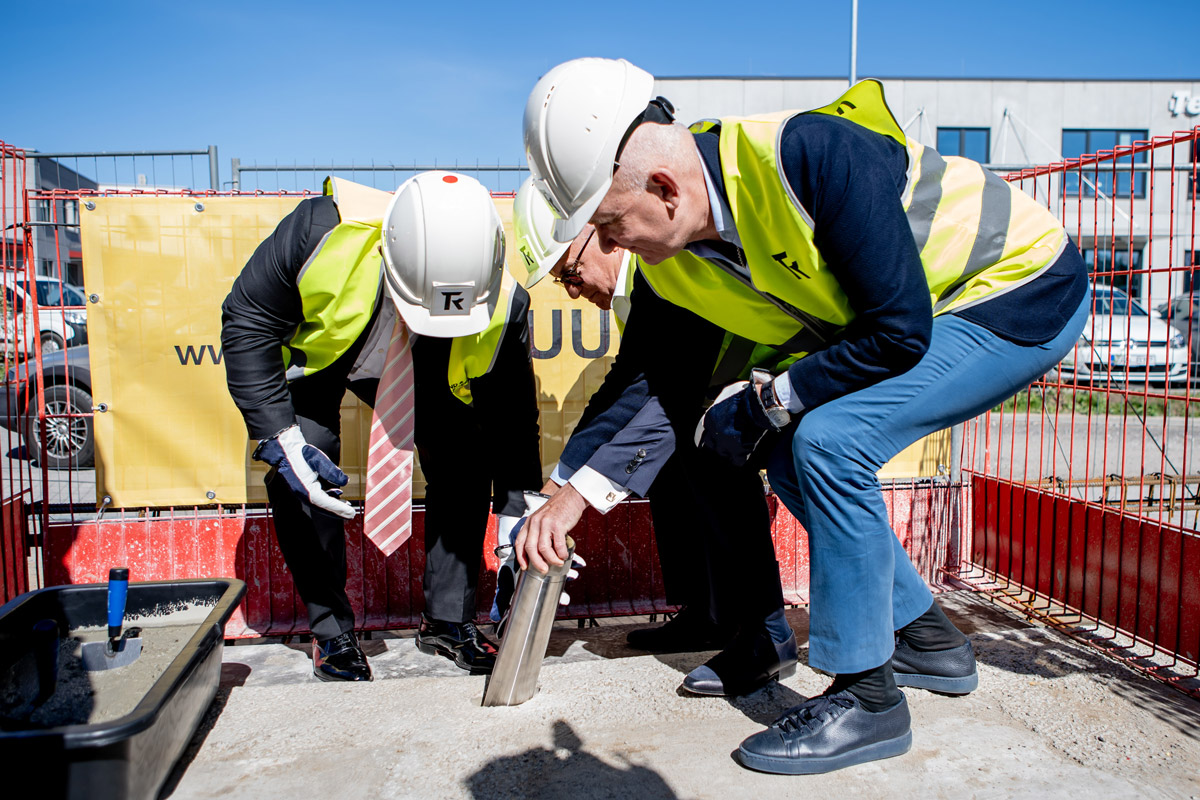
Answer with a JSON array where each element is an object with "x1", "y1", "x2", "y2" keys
[
  {"x1": 557, "y1": 270, "x2": 725, "y2": 496},
  {"x1": 220, "y1": 195, "x2": 541, "y2": 516}
]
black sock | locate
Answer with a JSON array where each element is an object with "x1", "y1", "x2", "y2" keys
[
  {"x1": 829, "y1": 662, "x2": 901, "y2": 712},
  {"x1": 897, "y1": 600, "x2": 968, "y2": 651}
]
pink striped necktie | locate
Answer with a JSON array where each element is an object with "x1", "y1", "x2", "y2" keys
[{"x1": 363, "y1": 319, "x2": 416, "y2": 556}]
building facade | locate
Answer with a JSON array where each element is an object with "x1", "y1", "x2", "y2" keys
[
  {"x1": 29, "y1": 156, "x2": 96, "y2": 287},
  {"x1": 654, "y1": 76, "x2": 1200, "y2": 311}
]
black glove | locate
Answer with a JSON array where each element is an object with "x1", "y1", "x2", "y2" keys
[{"x1": 694, "y1": 380, "x2": 778, "y2": 467}]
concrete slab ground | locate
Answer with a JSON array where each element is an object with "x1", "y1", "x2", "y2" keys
[{"x1": 163, "y1": 592, "x2": 1200, "y2": 800}]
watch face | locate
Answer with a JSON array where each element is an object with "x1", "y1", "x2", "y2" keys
[{"x1": 765, "y1": 406, "x2": 791, "y2": 430}]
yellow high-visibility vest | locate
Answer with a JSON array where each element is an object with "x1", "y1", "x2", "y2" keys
[
  {"x1": 641, "y1": 80, "x2": 1067, "y2": 358},
  {"x1": 287, "y1": 177, "x2": 520, "y2": 404}
]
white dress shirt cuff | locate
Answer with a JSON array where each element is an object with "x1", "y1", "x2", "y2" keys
[
  {"x1": 567, "y1": 466, "x2": 630, "y2": 514},
  {"x1": 773, "y1": 371, "x2": 806, "y2": 414}
]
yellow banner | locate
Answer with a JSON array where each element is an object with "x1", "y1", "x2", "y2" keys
[
  {"x1": 80, "y1": 195, "x2": 615, "y2": 507},
  {"x1": 80, "y1": 195, "x2": 939, "y2": 508}
]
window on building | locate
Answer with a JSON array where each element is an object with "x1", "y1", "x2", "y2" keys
[
  {"x1": 33, "y1": 199, "x2": 51, "y2": 223},
  {"x1": 1184, "y1": 250, "x2": 1200, "y2": 295},
  {"x1": 1062, "y1": 129, "x2": 1148, "y2": 199},
  {"x1": 39, "y1": 259, "x2": 56, "y2": 278},
  {"x1": 1082, "y1": 245, "x2": 1144, "y2": 298},
  {"x1": 66, "y1": 261, "x2": 84, "y2": 288},
  {"x1": 1, "y1": 249, "x2": 25, "y2": 272},
  {"x1": 63, "y1": 199, "x2": 79, "y2": 227},
  {"x1": 937, "y1": 127, "x2": 990, "y2": 163}
]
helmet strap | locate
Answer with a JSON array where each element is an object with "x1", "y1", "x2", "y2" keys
[{"x1": 614, "y1": 96, "x2": 677, "y2": 166}]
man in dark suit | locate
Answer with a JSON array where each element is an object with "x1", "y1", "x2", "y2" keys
[
  {"x1": 222, "y1": 173, "x2": 542, "y2": 682},
  {"x1": 511, "y1": 178, "x2": 795, "y2": 679}
]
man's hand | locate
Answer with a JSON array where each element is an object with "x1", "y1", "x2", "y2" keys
[
  {"x1": 254, "y1": 425, "x2": 355, "y2": 519},
  {"x1": 516, "y1": 482, "x2": 588, "y2": 573}
]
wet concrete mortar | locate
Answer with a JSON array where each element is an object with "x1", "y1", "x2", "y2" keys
[
  {"x1": 1, "y1": 602, "x2": 217, "y2": 728},
  {"x1": 163, "y1": 592, "x2": 1200, "y2": 800}
]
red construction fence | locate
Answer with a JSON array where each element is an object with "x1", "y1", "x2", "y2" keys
[
  {"x1": 959, "y1": 127, "x2": 1200, "y2": 696},
  {"x1": 2, "y1": 128, "x2": 1199, "y2": 697}
]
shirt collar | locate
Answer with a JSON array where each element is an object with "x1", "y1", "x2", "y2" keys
[
  {"x1": 611, "y1": 252, "x2": 633, "y2": 327},
  {"x1": 694, "y1": 140, "x2": 741, "y2": 249}
]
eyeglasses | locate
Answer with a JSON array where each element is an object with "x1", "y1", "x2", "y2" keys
[{"x1": 553, "y1": 229, "x2": 595, "y2": 287}]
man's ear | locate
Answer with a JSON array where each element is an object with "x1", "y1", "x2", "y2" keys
[{"x1": 648, "y1": 169, "x2": 681, "y2": 212}]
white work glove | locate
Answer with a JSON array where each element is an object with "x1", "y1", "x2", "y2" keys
[
  {"x1": 492, "y1": 491, "x2": 585, "y2": 619},
  {"x1": 520, "y1": 491, "x2": 585, "y2": 603},
  {"x1": 253, "y1": 425, "x2": 355, "y2": 520},
  {"x1": 490, "y1": 513, "x2": 523, "y2": 622},
  {"x1": 559, "y1": 551, "x2": 586, "y2": 607}
]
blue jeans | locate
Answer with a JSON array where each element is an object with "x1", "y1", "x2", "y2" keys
[{"x1": 767, "y1": 290, "x2": 1090, "y2": 673}]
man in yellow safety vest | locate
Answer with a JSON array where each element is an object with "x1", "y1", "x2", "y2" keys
[
  {"x1": 516, "y1": 58, "x2": 1090, "y2": 774},
  {"x1": 222, "y1": 173, "x2": 542, "y2": 682}
]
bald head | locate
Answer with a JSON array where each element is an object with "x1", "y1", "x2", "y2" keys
[
  {"x1": 612, "y1": 122, "x2": 691, "y2": 194},
  {"x1": 590, "y1": 122, "x2": 716, "y2": 265}
]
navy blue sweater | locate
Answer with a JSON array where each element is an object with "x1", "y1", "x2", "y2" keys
[
  {"x1": 693, "y1": 115, "x2": 1087, "y2": 411},
  {"x1": 558, "y1": 117, "x2": 1087, "y2": 493}
]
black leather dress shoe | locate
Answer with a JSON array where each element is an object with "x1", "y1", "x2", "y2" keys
[
  {"x1": 681, "y1": 624, "x2": 798, "y2": 696},
  {"x1": 312, "y1": 631, "x2": 373, "y2": 682},
  {"x1": 891, "y1": 638, "x2": 978, "y2": 695},
  {"x1": 626, "y1": 607, "x2": 735, "y2": 653},
  {"x1": 416, "y1": 617, "x2": 498, "y2": 675},
  {"x1": 738, "y1": 690, "x2": 912, "y2": 775}
]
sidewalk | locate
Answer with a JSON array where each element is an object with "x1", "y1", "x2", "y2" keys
[{"x1": 165, "y1": 592, "x2": 1200, "y2": 800}]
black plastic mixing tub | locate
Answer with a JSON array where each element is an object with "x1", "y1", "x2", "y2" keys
[{"x1": 0, "y1": 578, "x2": 247, "y2": 800}]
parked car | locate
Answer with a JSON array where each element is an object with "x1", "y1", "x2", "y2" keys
[
  {"x1": 1, "y1": 273, "x2": 87, "y2": 357},
  {"x1": 1157, "y1": 292, "x2": 1200, "y2": 369},
  {"x1": 2, "y1": 344, "x2": 93, "y2": 469},
  {"x1": 1055, "y1": 284, "x2": 1189, "y2": 386}
]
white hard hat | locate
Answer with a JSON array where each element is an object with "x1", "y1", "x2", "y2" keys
[
  {"x1": 381, "y1": 171, "x2": 505, "y2": 338},
  {"x1": 511, "y1": 177, "x2": 570, "y2": 288},
  {"x1": 523, "y1": 57, "x2": 672, "y2": 243}
]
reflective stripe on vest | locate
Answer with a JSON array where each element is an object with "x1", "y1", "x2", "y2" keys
[
  {"x1": 640, "y1": 80, "x2": 1066, "y2": 355},
  {"x1": 287, "y1": 177, "x2": 513, "y2": 403}
]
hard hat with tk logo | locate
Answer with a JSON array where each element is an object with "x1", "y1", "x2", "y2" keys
[{"x1": 381, "y1": 171, "x2": 505, "y2": 338}]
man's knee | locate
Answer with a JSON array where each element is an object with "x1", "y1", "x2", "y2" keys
[{"x1": 790, "y1": 406, "x2": 871, "y2": 471}]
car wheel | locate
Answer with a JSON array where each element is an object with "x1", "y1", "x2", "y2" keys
[
  {"x1": 40, "y1": 332, "x2": 65, "y2": 354},
  {"x1": 25, "y1": 383, "x2": 95, "y2": 469}
]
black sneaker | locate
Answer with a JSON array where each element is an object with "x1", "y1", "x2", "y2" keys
[
  {"x1": 626, "y1": 607, "x2": 735, "y2": 653},
  {"x1": 891, "y1": 638, "x2": 978, "y2": 695},
  {"x1": 416, "y1": 617, "x2": 498, "y2": 675},
  {"x1": 312, "y1": 631, "x2": 373, "y2": 682},
  {"x1": 738, "y1": 690, "x2": 912, "y2": 775}
]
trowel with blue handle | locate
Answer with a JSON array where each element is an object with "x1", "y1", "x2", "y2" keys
[{"x1": 80, "y1": 567, "x2": 143, "y2": 671}]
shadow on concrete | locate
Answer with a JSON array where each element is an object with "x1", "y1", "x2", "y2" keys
[
  {"x1": 464, "y1": 720, "x2": 678, "y2": 800},
  {"x1": 159, "y1": 662, "x2": 250, "y2": 799},
  {"x1": 944, "y1": 591, "x2": 1200, "y2": 741}
]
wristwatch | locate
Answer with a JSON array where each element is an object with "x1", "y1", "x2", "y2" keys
[{"x1": 751, "y1": 368, "x2": 791, "y2": 431}]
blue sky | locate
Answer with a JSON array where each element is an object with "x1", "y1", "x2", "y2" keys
[{"x1": 3, "y1": 0, "x2": 1197, "y2": 188}]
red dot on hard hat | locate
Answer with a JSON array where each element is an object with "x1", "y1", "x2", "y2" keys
[{"x1": 443, "y1": 175, "x2": 458, "y2": 183}]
